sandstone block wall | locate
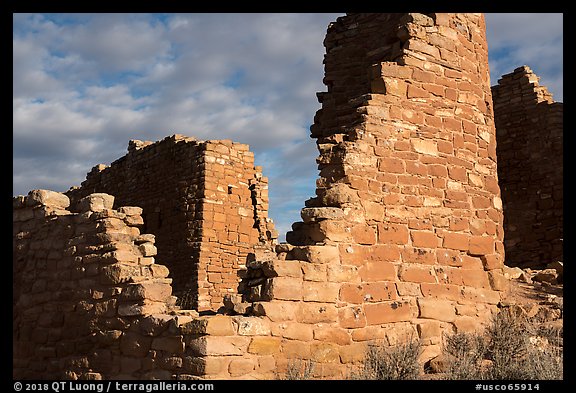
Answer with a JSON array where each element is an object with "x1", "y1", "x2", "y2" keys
[
  {"x1": 492, "y1": 66, "x2": 563, "y2": 268},
  {"x1": 66, "y1": 135, "x2": 277, "y2": 312},
  {"x1": 192, "y1": 12, "x2": 509, "y2": 379},
  {"x1": 282, "y1": 11, "x2": 505, "y2": 342},
  {"x1": 13, "y1": 191, "x2": 178, "y2": 379},
  {"x1": 14, "y1": 13, "x2": 539, "y2": 381}
]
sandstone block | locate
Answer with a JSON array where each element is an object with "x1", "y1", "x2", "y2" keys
[
  {"x1": 279, "y1": 322, "x2": 314, "y2": 341},
  {"x1": 313, "y1": 327, "x2": 351, "y2": 345},
  {"x1": 204, "y1": 315, "x2": 236, "y2": 336},
  {"x1": 118, "y1": 302, "x2": 167, "y2": 316},
  {"x1": 302, "y1": 263, "x2": 327, "y2": 282},
  {"x1": 364, "y1": 301, "x2": 413, "y2": 325},
  {"x1": 150, "y1": 264, "x2": 170, "y2": 278},
  {"x1": 302, "y1": 281, "x2": 339, "y2": 302},
  {"x1": 234, "y1": 316, "x2": 271, "y2": 336},
  {"x1": 443, "y1": 232, "x2": 469, "y2": 251},
  {"x1": 416, "y1": 320, "x2": 441, "y2": 341},
  {"x1": 351, "y1": 224, "x2": 377, "y2": 245},
  {"x1": 138, "y1": 243, "x2": 157, "y2": 257},
  {"x1": 460, "y1": 269, "x2": 491, "y2": 289},
  {"x1": 377, "y1": 223, "x2": 409, "y2": 244},
  {"x1": 453, "y1": 316, "x2": 480, "y2": 333},
  {"x1": 461, "y1": 287, "x2": 501, "y2": 305},
  {"x1": 480, "y1": 254, "x2": 502, "y2": 270},
  {"x1": 100, "y1": 263, "x2": 139, "y2": 284},
  {"x1": 339, "y1": 306, "x2": 367, "y2": 329},
  {"x1": 291, "y1": 245, "x2": 340, "y2": 264},
  {"x1": 327, "y1": 264, "x2": 358, "y2": 283},
  {"x1": 268, "y1": 260, "x2": 302, "y2": 278},
  {"x1": 183, "y1": 356, "x2": 223, "y2": 376},
  {"x1": 488, "y1": 270, "x2": 509, "y2": 291},
  {"x1": 359, "y1": 261, "x2": 396, "y2": 281},
  {"x1": 189, "y1": 336, "x2": 250, "y2": 356},
  {"x1": 310, "y1": 342, "x2": 340, "y2": 363},
  {"x1": 151, "y1": 336, "x2": 184, "y2": 354},
  {"x1": 119, "y1": 206, "x2": 143, "y2": 216},
  {"x1": 281, "y1": 340, "x2": 311, "y2": 358},
  {"x1": 76, "y1": 193, "x2": 115, "y2": 212},
  {"x1": 399, "y1": 265, "x2": 437, "y2": 283},
  {"x1": 468, "y1": 236, "x2": 495, "y2": 255},
  {"x1": 410, "y1": 230, "x2": 438, "y2": 248},
  {"x1": 322, "y1": 183, "x2": 361, "y2": 206},
  {"x1": 122, "y1": 282, "x2": 172, "y2": 302},
  {"x1": 270, "y1": 277, "x2": 302, "y2": 301},
  {"x1": 120, "y1": 332, "x2": 152, "y2": 357},
  {"x1": 139, "y1": 314, "x2": 174, "y2": 336},
  {"x1": 228, "y1": 358, "x2": 255, "y2": 377},
  {"x1": 26, "y1": 189, "x2": 70, "y2": 209},
  {"x1": 412, "y1": 139, "x2": 438, "y2": 156},
  {"x1": 252, "y1": 301, "x2": 298, "y2": 322},
  {"x1": 247, "y1": 337, "x2": 281, "y2": 355},
  {"x1": 295, "y1": 303, "x2": 337, "y2": 324},
  {"x1": 300, "y1": 207, "x2": 344, "y2": 223},
  {"x1": 420, "y1": 282, "x2": 461, "y2": 301},
  {"x1": 417, "y1": 298, "x2": 456, "y2": 322}
]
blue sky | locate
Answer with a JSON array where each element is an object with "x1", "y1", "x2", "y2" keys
[{"x1": 13, "y1": 13, "x2": 563, "y2": 240}]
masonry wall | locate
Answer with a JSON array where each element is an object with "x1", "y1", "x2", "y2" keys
[
  {"x1": 190, "y1": 12, "x2": 509, "y2": 379},
  {"x1": 66, "y1": 135, "x2": 276, "y2": 312},
  {"x1": 14, "y1": 13, "x2": 513, "y2": 380},
  {"x1": 13, "y1": 191, "x2": 178, "y2": 379},
  {"x1": 492, "y1": 66, "x2": 563, "y2": 268},
  {"x1": 286, "y1": 11, "x2": 505, "y2": 334}
]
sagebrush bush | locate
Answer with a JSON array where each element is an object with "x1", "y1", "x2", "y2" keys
[
  {"x1": 280, "y1": 358, "x2": 315, "y2": 380},
  {"x1": 442, "y1": 309, "x2": 563, "y2": 380},
  {"x1": 353, "y1": 338, "x2": 422, "y2": 380}
]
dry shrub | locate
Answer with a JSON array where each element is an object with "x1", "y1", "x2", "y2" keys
[
  {"x1": 280, "y1": 359, "x2": 315, "y2": 380},
  {"x1": 442, "y1": 309, "x2": 563, "y2": 380},
  {"x1": 353, "y1": 338, "x2": 421, "y2": 380}
]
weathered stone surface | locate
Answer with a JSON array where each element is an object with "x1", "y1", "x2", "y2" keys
[
  {"x1": 13, "y1": 12, "x2": 527, "y2": 382},
  {"x1": 27, "y1": 190, "x2": 70, "y2": 209},
  {"x1": 493, "y1": 66, "x2": 562, "y2": 268},
  {"x1": 247, "y1": 337, "x2": 281, "y2": 355},
  {"x1": 120, "y1": 332, "x2": 152, "y2": 357},
  {"x1": 76, "y1": 193, "x2": 115, "y2": 213},
  {"x1": 301, "y1": 207, "x2": 344, "y2": 223},
  {"x1": 417, "y1": 298, "x2": 456, "y2": 322}
]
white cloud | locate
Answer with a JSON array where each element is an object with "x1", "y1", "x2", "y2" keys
[{"x1": 485, "y1": 13, "x2": 563, "y2": 101}]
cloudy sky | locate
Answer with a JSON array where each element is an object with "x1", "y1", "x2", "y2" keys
[{"x1": 13, "y1": 13, "x2": 563, "y2": 240}]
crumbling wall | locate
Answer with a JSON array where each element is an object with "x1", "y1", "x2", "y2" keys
[
  {"x1": 66, "y1": 135, "x2": 276, "y2": 311},
  {"x1": 14, "y1": 12, "x2": 515, "y2": 380},
  {"x1": 182, "y1": 12, "x2": 508, "y2": 379},
  {"x1": 492, "y1": 66, "x2": 563, "y2": 268},
  {"x1": 13, "y1": 191, "x2": 182, "y2": 379}
]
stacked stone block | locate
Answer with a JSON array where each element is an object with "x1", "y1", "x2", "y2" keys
[
  {"x1": 13, "y1": 190, "x2": 182, "y2": 379},
  {"x1": 492, "y1": 66, "x2": 563, "y2": 268},
  {"x1": 14, "y1": 13, "x2": 527, "y2": 380},
  {"x1": 280, "y1": 12, "x2": 504, "y2": 368},
  {"x1": 66, "y1": 135, "x2": 277, "y2": 311}
]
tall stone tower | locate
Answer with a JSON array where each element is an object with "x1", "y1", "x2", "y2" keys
[{"x1": 284, "y1": 12, "x2": 506, "y2": 351}]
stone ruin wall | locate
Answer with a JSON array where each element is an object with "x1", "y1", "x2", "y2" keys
[
  {"x1": 13, "y1": 12, "x2": 561, "y2": 380},
  {"x1": 241, "y1": 12, "x2": 506, "y2": 376},
  {"x1": 66, "y1": 135, "x2": 277, "y2": 312},
  {"x1": 492, "y1": 66, "x2": 563, "y2": 269}
]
